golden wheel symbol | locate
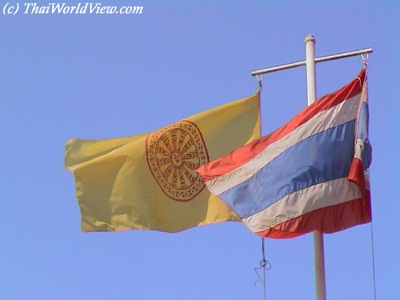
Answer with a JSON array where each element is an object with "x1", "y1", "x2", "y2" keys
[{"x1": 146, "y1": 120, "x2": 209, "y2": 202}]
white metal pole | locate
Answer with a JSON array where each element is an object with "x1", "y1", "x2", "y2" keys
[
  {"x1": 251, "y1": 48, "x2": 372, "y2": 76},
  {"x1": 304, "y1": 34, "x2": 327, "y2": 300},
  {"x1": 305, "y1": 34, "x2": 317, "y2": 105},
  {"x1": 313, "y1": 232, "x2": 327, "y2": 300}
]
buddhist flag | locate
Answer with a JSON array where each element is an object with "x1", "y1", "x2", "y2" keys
[
  {"x1": 65, "y1": 93, "x2": 260, "y2": 233},
  {"x1": 197, "y1": 69, "x2": 372, "y2": 238}
]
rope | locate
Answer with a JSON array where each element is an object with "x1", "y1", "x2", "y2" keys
[
  {"x1": 256, "y1": 74, "x2": 264, "y2": 93},
  {"x1": 362, "y1": 53, "x2": 375, "y2": 299},
  {"x1": 361, "y1": 53, "x2": 369, "y2": 80},
  {"x1": 360, "y1": 55, "x2": 375, "y2": 299},
  {"x1": 254, "y1": 74, "x2": 266, "y2": 299},
  {"x1": 361, "y1": 53, "x2": 369, "y2": 65},
  {"x1": 370, "y1": 222, "x2": 378, "y2": 300},
  {"x1": 254, "y1": 237, "x2": 271, "y2": 300}
]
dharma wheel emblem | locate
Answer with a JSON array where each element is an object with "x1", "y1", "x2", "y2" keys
[{"x1": 145, "y1": 120, "x2": 209, "y2": 202}]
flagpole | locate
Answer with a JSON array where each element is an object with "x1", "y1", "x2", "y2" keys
[{"x1": 304, "y1": 34, "x2": 327, "y2": 300}]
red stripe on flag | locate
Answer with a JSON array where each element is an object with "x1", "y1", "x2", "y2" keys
[
  {"x1": 349, "y1": 158, "x2": 367, "y2": 197},
  {"x1": 256, "y1": 193, "x2": 371, "y2": 239}
]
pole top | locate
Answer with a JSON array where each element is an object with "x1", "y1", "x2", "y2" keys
[{"x1": 304, "y1": 34, "x2": 316, "y2": 44}]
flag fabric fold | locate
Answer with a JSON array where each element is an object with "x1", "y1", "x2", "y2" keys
[
  {"x1": 65, "y1": 93, "x2": 260, "y2": 233},
  {"x1": 197, "y1": 69, "x2": 372, "y2": 238}
]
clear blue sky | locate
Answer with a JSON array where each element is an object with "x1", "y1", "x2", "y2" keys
[{"x1": 1, "y1": 1, "x2": 399, "y2": 299}]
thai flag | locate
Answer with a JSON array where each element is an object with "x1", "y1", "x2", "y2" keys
[{"x1": 197, "y1": 69, "x2": 372, "y2": 238}]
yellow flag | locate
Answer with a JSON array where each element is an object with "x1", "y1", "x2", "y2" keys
[{"x1": 65, "y1": 93, "x2": 260, "y2": 233}]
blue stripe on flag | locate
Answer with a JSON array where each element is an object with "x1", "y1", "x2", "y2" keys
[
  {"x1": 357, "y1": 102, "x2": 372, "y2": 169},
  {"x1": 219, "y1": 120, "x2": 357, "y2": 219},
  {"x1": 357, "y1": 102, "x2": 369, "y2": 141}
]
